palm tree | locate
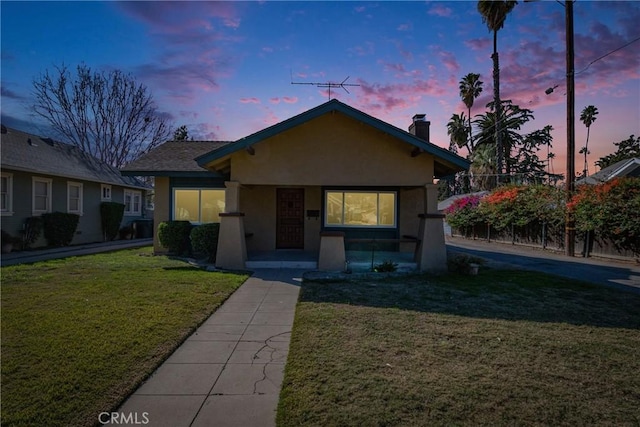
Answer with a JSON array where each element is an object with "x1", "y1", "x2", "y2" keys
[
  {"x1": 459, "y1": 73, "x2": 484, "y2": 151},
  {"x1": 477, "y1": 0, "x2": 517, "y2": 182},
  {"x1": 470, "y1": 142, "x2": 497, "y2": 191},
  {"x1": 447, "y1": 112, "x2": 470, "y2": 154},
  {"x1": 579, "y1": 105, "x2": 599, "y2": 177}
]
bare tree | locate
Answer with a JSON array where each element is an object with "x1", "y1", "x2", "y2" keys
[{"x1": 32, "y1": 64, "x2": 172, "y2": 168}]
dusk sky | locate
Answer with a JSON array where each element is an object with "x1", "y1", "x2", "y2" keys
[{"x1": 1, "y1": 1, "x2": 639, "y2": 176}]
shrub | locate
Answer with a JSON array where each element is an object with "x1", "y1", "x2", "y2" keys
[
  {"x1": 41, "y1": 212, "x2": 80, "y2": 247},
  {"x1": 22, "y1": 216, "x2": 43, "y2": 249},
  {"x1": 190, "y1": 223, "x2": 220, "y2": 262},
  {"x1": 373, "y1": 260, "x2": 398, "y2": 272},
  {"x1": 445, "y1": 194, "x2": 485, "y2": 233},
  {"x1": 158, "y1": 221, "x2": 192, "y2": 255},
  {"x1": 100, "y1": 202, "x2": 126, "y2": 241},
  {"x1": 447, "y1": 253, "x2": 484, "y2": 274},
  {"x1": 570, "y1": 178, "x2": 640, "y2": 255}
]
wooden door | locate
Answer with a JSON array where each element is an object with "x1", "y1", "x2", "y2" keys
[{"x1": 276, "y1": 188, "x2": 304, "y2": 249}]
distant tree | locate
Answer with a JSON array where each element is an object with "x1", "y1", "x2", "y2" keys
[
  {"x1": 596, "y1": 135, "x2": 640, "y2": 169},
  {"x1": 473, "y1": 100, "x2": 558, "y2": 187},
  {"x1": 173, "y1": 125, "x2": 190, "y2": 141},
  {"x1": 459, "y1": 73, "x2": 484, "y2": 151},
  {"x1": 579, "y1": 105, "x2": 598, "y2": 177},
  {"x1": 32, "y1": 64, "x2": 171, "y2": 168},
  {"x1": 477, "y1": 0, "x2": 517, "y2": 182},
  {"x1": 447, "y1": 112, "x2": 470, "y2": 153},
  {"x1": 470, "y1": 142, "x2": 496, "y2": 191}
]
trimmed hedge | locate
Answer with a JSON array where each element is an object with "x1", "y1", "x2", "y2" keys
[
  {"x1": 190, "y1": 223, "x2": 220, "y2": 262},
  {"x1": 100, "y1": 202, "x2": 126, "y2": 241},
  {"x1": 42, "y1": 212, "x2": 80, "y2": 247},
  {"x1": 158, "y1": 221, "x2": 192, "y2": 255}
]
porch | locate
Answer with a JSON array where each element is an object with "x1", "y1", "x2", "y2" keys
[{"x1": 245, "y1": 249, "x2": 417, "y2": 272}]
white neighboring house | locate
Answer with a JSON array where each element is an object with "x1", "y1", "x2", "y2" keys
[{"x1": 576, "y1": 157, "x2": 640, "y2": 186}]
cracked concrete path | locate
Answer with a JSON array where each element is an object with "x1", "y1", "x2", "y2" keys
[{"x1": 115, "y1": 269, "x2": 303, "y2": 427}]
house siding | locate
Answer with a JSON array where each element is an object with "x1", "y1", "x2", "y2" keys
[
  {"x1": 1, "y1": 168, "x2": 146, "y2": 248},
  {"x1": 228, "y1": 112, "x2": 435, "y2": 186}
]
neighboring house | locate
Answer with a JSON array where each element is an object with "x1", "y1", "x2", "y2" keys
[
  {"x1": 1, "y1": 125, "x2": 150, "y2": 247},
  {"x1": 122, "y1": 99, "x2": 470, "y2": 271},
  {"x1": 576, "y1": 157, "x2": 640, "y2": 185}
]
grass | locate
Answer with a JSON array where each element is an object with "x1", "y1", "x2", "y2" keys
[
  {"x1": 278, "y1": 269, "x2": 640, "y2": 426},
  {"x1": 1, "y1": 247, "x2": 248, "y2": 427}
]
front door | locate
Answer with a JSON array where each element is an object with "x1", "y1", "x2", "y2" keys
[{"x1": 276, "y1": 188, "x2": 304, "y2": 249}]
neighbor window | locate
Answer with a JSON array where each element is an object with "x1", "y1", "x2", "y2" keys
[
  {"x1": 173, "y1": 189, "x2": 225, "y2": 223},
  {"x1": 32, "y1": 177, "x2": 52, "y2": 215},
  {"x1": 124, "y1": 189, "x2": 142, "y2": 215},
  {"x1": 1, "y1": 172, "x2": 13, "y2": 215},
  {"x1": 67, "y1": 182, "x2": 83, "y2": 215},
  {"x1": 325, "y1": 191, "x2": 396, "y2": 227},
  {"x1": 101, "y1": 184, "x2": 112, "y2": 201}
]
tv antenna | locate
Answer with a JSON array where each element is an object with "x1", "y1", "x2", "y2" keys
[{"x1": 291, "y1": 71, "x2": 360, "y2": 100}]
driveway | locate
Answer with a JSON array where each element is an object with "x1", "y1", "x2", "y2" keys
[{"x1": 447, "y1": 237, "x2": 640, "y2": 295}]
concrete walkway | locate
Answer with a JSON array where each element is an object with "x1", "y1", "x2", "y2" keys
[{"x1": 116, "y1": 269, "x2": 303, "y2": 427}]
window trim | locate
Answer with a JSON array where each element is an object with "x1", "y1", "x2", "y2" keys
[
  {"x1": 1, "y1": 172, "x2": 13, "y2": 216},
  {"x1": 32, "y1": 177, "x2": 53, "y2": 216},
  {"x1": 324, "y1": 190, "x2": 397, "y2": 228},
  {"x1": 172, "y1": 188, "x2": 226, "y2": 224},
  {"x1": 67, "y1": 181, "x2": 84, "y2": 215},
  {"x1": 101, "y1": 184, "x2": 112, "y2": 201},
  {"x1": 124, "y1": 189, "x2": 142, "y2": 216}
]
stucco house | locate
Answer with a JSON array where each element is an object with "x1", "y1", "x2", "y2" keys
[
  {"x1": 1, "y1": 125, "x2": 150, "y2": 247},
  {"x1": 121, "y1": 100, "x2": 469, "y2": 271}
]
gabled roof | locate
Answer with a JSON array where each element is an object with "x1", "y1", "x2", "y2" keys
[
  {"x1": 121, "y1": 140, "x2": 231, "y2": 177},
  {"x1": 195, "y1": 99, "x2": 470, "y2": 177},
  {"x1": 576, "y1": 157, "x2": 640, "y2": 185},
  {"x1": 1, "y1": 127, "x2": 147, "y2": 189}
]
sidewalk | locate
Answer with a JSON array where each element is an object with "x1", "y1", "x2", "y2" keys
[
  {"x1": 0, "y1": 238, "x2": 153, "y2": 266},
  {"x1": 116, "y1": 269, "x2": 303, "y2": 427}
]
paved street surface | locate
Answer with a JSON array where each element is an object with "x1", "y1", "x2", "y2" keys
[{"x1": 447, "y1": 237, "x2": 640, "y2": 294}]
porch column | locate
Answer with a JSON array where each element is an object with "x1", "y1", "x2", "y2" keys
[
  {"x1": 318, "y1": 231, "x2": 346, "y2": 272},
  {"x1": 417, "y1": 183, "x2": 447, "y2": 272},
  {"x1": 215, "y1": 181, "x2": 247, "y2": 270}
]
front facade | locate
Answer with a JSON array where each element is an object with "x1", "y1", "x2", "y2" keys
[
  {"x1": 1, "y1": 126, "x2": 149, "y2": 247},
  {"x1": 122, "y1": 100, "x2": 469, "y2": 271}
]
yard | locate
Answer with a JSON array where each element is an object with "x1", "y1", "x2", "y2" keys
[
  {"x1": 0, "y1": 247, "x2": 248, "y2": 427},
  {"x1": 278, "y1": 270, "x2": 640, "y2": 426}
]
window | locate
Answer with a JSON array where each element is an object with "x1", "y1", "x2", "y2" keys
[
  {"x1": 173, "y1": 189, "x2": 225, "y2": 223},
  {"x1": 1, "y1": 172, "x2": 13, "y2": 215},
  {"x1": 32, "y1": 177, "x2": 52, "y2": 215},
  {"x1": 325, "y1": 191, "x2": 396, "y2": 227},
  {"x1": 67, "y1": 182, "x2": 83, "y2": 215},
  {"x1": 124, "y1": 189, "x2": 142, "y2": 215},
  {"x1": 101, "y1": 184, "x2": 112, "y2": 201}
]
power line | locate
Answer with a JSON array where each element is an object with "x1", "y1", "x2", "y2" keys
[{"x1": 575, "y1": 35, "x2": 640, "y2": 76}]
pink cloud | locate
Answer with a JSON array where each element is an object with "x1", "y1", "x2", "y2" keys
[
  {"x1": 269, "y1": 97, "x2": 298, "y2": 104},
  {"x1": 464, "y1": 38, "x2": 491, "y2": 51},
  {"x1": 397, "y1": 23, "x2": 412, "y2": 31},
  {"x1": 428, "y1": 4, "x2": 452, "y2": 17},
  {"x1": 240, "y1": 97, "x2": 260, "y2": 104},
  {"x1": 439, "y1": 51, "x2": 460, "y2": 73}
]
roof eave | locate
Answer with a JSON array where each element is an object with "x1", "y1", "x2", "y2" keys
[{"x1": 196, "y1": 99, "x2": 470, "y2": 171}]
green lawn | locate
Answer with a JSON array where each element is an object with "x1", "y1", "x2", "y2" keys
[
  {"x1": 278, "y1": 270, "x2": 640, "y2": 426},
  {"x1": 1, "y1": 247, "x2": 248, "y2": 427}
]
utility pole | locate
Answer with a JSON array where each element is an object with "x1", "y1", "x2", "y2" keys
[{"x1": 565, "y1": 0, "x2": 576, "y2": 257}]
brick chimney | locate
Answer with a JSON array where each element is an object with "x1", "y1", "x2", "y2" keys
[{"x1": 408, "y1": 114, "x2": 430, "y2": 142}]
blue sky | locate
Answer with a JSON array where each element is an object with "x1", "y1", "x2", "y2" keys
[{"x1": 2, "y1": 1, "x2": 639, "y2": 175}]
